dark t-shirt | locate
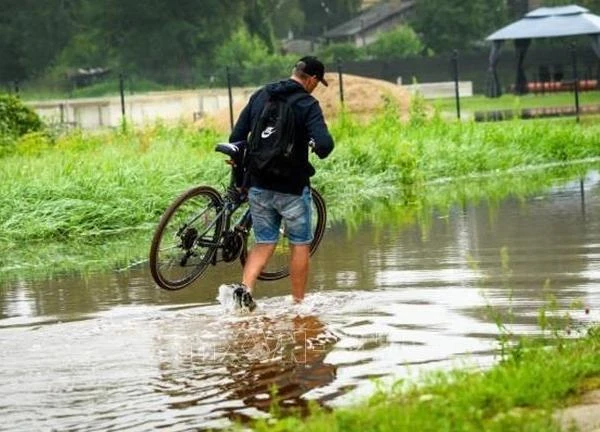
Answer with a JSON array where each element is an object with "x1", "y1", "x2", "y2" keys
[{"x1": 229, "y1": 79, "x2": 334, "y2": 195}]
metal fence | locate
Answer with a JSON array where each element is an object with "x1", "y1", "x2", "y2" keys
[{"x1": 4, "y1": 44, "x2": 598, "y2": 128}]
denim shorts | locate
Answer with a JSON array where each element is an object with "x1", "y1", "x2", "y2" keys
[{"x1": 248, "y1": 186, "x2": 313, "y2": 245}]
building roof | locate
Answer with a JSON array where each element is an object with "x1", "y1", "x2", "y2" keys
[
  {"x1": 323, "y1": 1, "x2": 414, "y2": 38},
  {"x1": 486, "y1": 4, "x2": 600, "y2": 40}
]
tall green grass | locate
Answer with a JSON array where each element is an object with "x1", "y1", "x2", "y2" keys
[{"x1": 1, "y1": 112, "x2": 599, "y2": 279}]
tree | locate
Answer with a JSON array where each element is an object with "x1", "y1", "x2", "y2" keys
[
  {"x1": 367, "y1": 25, "x2": 425, "y2": 60},
  {"x1": 271, "y1": 0, "x2": 306, "y2": 39},
  {"x1": 539, "y1": 0, "x2": 598, "y2": 12},
  {"x1": 317, "y1": 42, "x2": 366, "y2": 63},
  {"x1": 215, "y1": 28, "x2": 295, "y2": 85},
  {"x1": 299, "y1": 0, "x2": 362, "y2": 37},
  {"x1": 0, "y1": 0, "x2": 370, "y2": 88},
  {"x1": 243, "y1": 0, "x2": 278, "y2": 52},
  {"x1": 411, "y1": 0, "x2": 508, "y2": 53},
  {"x1": 0, "y1": 0, "x2": 26, "y2": 82},
  {"x1": 0, "y1": 0, "x2": 82, "y2": 81},
  {"x1": 93, "y1": 0, "x2": 246, "y2": 83}
]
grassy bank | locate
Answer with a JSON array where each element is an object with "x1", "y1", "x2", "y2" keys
[
  {"x1": 433, "y1": 92, "x2": 600, "y2": 115},
  {"x1": 248, "y1": 325, "x2": 600, "y2": 432},
  {"x1": 1, "y1": 111, "x2": 600, "y2": 280}
]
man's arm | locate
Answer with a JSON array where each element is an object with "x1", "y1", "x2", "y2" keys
[
  {"x1": 229, "y1": 89, "x2": 263, "y2": 143},
  {"x1": 229, "y1": 101, "x2": 252, "y2": 143},
  {"x1": 305, "y1": 102, "x2": 334, "y2": 159}
]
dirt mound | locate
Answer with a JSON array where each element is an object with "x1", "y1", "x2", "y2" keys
[
  {"x1": 197, "y1": 73, "x2": 413, "y2": 133},
  {"x1": 313, "y1": 72, "x2": 413, "y2": 120}
]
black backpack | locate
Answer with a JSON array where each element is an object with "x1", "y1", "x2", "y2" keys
[{"x1": 247, "y1": 91, "x2": 307, "y2": 178}]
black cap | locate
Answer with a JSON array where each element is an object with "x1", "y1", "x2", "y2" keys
[{"x1": 296, "y1": 56, "x2": 328, "y2": 86}]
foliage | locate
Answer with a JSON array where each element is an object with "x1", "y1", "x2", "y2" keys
[
  {"x1": 271, "y1": 0, "x2": 305, "y2": 38},
  {"x1": 317, "y1": 42, "x2": 367, "y2": 63},
  {"x1": 318, "y1": 25, "x2": 424, "y2": 63},
  {"x1": 2, "y1": 114, "x2": 600, "y2": 278},
  {"x1": 0, "y1": 0, "x2": 362, "y2": 86},
  {"x1": 408, "y1": 90, "x2": 427, "y2": 127},
  {"x1": 367, "y1": 25, "x2": 425, "y2": 60},
  {"x1": 54, "y1": 30, "x2": 113, "y2": 70},
  {"x1": 251, "y1": 324, "x2": 600, "y2": 431},
  {"x1": 433, "y1": 92, "x2": 600, "y2": 115},
  {"x1": 13, "y1": 131, "x2": 53, "y2": 156},
  {"x1": 0, "y1": 93, "x2": 45, "y2": 157},
  {"x1": 10, "y1": 0, "x2": 597, "y2": 93},
  {"x1": 243, "y1": 0, "x2": 278, "y2": 52},
  {"x1": 215, "y1": 29, "x2": 296, "y2": 86},
  {"x1": 98, "y1": 0, "x2": 246, "y2": 84},
  {"x1": 299, "y1": 0, "x2": 362, "y2": 37},
  {"x1": 539, "y1": 0, "x2": 599, "y2": 12},
  {"x1": 0, "y1": 94, "x2": 43, "y2": 139},
  {"x1": 215, "y1": 29, "x2": 272, "y2": 73},
  {"x1": 411, "y1": 0, "x2": 508, "y2": 52},
  {"x1": 0, "y1": 0, "x2": 78, "y2": 81}
]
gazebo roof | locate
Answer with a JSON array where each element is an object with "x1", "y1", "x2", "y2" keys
[{"x1": 486, "y1": 5, "x2": 600, "y2": 40}]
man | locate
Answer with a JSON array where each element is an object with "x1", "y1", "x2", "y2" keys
[{"x1": 229, "y1": 56, "x2": 334, "y2": 309}]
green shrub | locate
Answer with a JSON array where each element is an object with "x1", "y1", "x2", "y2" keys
[
  {"x1": 317, "y1": 42, "x2": 367, "y2": 63},
  {"x1": 367, "y1": 25, "x2": 425, "y2": 60},
  {"x1": 0, "y1": 93, "x2": 44, "y2": 137},
  {"x1": 15, "y1": 131, "x2": 53, "y2": 156},
  {"x1": 0, "y1": 93, "x2": 45, "y2": 156},
  {"x1": 213, "y1": 29, "x2": 296, "y2": 86}
]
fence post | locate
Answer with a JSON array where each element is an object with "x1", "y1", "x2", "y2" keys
[
  {"x1": 119, "y1": 73, "x2": 126, "y2": 129},
  {"x1": 570, "y1": 43, "x2": 580, "y2": 123},
  {"x1": 452, "y1": 50, "x2": 461, "y2": 120},
  {"x1": 226, "y1": 66, "x2": 234, "y2": 132},
  {"x1": 337, "y1": 59, "x2": 344, "y2": 106}
]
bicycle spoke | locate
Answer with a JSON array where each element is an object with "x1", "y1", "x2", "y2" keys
[{"x1": 149, "y1": 186, "x2": 223, "y2": 290}]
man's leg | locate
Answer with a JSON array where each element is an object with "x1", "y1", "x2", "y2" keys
[
  {"x1": 290, "y1": 244, "x2": 310, "y2": 302},
  {"x1": 242, "y1": 243, "x2": 276, "y2": 292}
]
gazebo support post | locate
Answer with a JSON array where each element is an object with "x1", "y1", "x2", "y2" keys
[
  {"x1": 571, "y1": 43, "x2": 580, "y2": 123},
  {"x1": 452, "y1": 50, "x2": 461, "y2": 120}
]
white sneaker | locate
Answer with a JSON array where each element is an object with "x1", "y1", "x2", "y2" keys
[{"x1": 231, "y1": 283, "x2": 257, "y2": 312}]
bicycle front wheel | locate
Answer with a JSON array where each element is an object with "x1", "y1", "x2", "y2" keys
[
  {"x1": 240, "y1": 187, "x2": 327, "y2": 281},
  {"x1": 149, "y1": 186, "x2": 224, "y2": 290}
]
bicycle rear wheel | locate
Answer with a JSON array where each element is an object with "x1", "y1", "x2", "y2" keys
[
  {"x1": 149, "y1": 186, "x2": 223, "y2": 290},
  {"x1": 240, "y1": 187, "x2": 327, "y2": 281}
]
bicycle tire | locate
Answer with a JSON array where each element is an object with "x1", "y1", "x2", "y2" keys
[
  {"x1": 149, "y1": 186, "x2": 224, "y2": 290},
  {"x1": 240, "y1": 187, "x2": 327, "y2": 281}
]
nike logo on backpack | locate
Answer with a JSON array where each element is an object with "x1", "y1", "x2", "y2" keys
[{"x1": 261, "y1": 126, "x2": 276, "y2": 138}]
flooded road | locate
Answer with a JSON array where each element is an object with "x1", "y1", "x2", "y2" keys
[{"x1": 1, "y1": 172, "x2": 600, "y2": 431}]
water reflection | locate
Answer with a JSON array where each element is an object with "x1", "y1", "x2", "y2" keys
[
  {"x1": 151, "y1": 312, "x2": 338, "y2": 429},
  {"x1": 1, "y1": 170, "x2": 599, "y2": 430}
]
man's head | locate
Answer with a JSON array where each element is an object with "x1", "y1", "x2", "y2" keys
[{"x1": 292, "y1": 56, "x2": 328, "y2": 93}]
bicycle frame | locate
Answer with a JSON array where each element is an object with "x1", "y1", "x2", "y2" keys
[
  {"x1": 194, "y1": 165, "x2": 252, "y2": 263},
  {"x1": 149, "y1": 143, "x2": 327, "y2": 290}
]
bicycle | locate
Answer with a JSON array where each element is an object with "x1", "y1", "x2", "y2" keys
[{"x1": 149, "y1": 141, "x2": 327, "y2": 291}]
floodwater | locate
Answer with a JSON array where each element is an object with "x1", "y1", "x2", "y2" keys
[{"x1": 1, "y1": 172, "x2": 600, "y2": 431}]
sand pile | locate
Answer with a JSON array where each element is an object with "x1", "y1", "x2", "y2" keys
[{"x1": 197, "y1": 73, "x2": 414, "y2": 133}]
